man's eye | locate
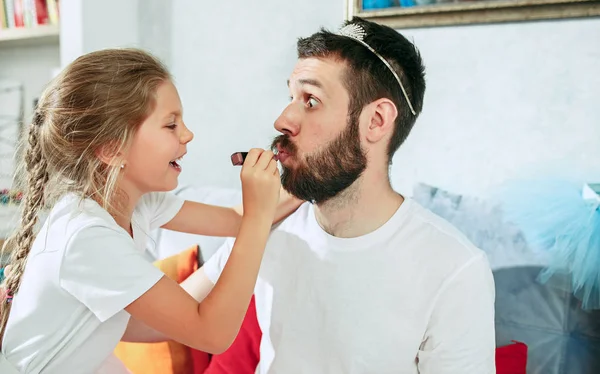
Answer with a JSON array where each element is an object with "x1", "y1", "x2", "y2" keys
[{"x1": 307, "y1": 97, "x2": 319, "y2": 108}]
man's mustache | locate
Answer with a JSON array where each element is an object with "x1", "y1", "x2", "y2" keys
[{"x1": 271, "y1": 135, "x2": 297, "y2": 155}]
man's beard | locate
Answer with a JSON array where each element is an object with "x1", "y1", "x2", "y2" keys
[{"x1": 271, "y1": 115, "x2": 367, "y2": 204}]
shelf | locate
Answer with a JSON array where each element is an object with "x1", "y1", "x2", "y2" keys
[{"x1": 0, "y1": 24, "x2": 60, "y2": 47}]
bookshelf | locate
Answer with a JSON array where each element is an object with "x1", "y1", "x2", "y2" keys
[{"x1": 0, "y1": 24, "x2": 59, "y2": 47}]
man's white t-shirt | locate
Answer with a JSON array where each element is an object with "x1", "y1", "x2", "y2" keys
[
  {"x1": 204, "y1": 198, "x2": 496, "y2": 374},
  {"x1": 1, "y1": 192, "x2": 184, "y2": 373}
]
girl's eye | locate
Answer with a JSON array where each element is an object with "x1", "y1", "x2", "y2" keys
[
  {"x1": 167, "y1": 124, "x2": 177, "y2": 130},
  {"x1": 307, "y1": 97, "x2": 319, "y2": 108}
]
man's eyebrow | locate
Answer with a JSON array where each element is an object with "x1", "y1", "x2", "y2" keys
[{"x1": 287, "y1": 79, "x2": 323, "y2": 89}]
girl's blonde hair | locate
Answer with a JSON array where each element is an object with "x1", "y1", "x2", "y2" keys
[{"x1": 0, "y1": 48, "x2": 171, "y2": 346}]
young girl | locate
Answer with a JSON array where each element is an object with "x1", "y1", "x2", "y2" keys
[{"x1": 0, "y1": 48, "x2": 300, "y2": 373}]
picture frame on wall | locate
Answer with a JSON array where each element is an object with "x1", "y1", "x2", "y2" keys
[{"x1": 345, "y1": 0, "x2": 600, "y2": 28}]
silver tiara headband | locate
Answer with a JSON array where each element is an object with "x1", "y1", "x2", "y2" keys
[{"x1": 337, "y1": 23, "x2": 416, "y2": 116}]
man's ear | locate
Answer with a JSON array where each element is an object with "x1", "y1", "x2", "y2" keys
[
  {"x1": 95, "y1": 143, "x2": 125, "y2": 167},
  {"x1": 364, "y1": 98, "x2": 398, "y2": 144}
]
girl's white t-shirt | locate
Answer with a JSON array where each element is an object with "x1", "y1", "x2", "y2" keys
[{"x1": 1, "y1": 192, "x2": 184, "y2": 373}]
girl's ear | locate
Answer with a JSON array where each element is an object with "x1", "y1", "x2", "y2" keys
[{"x1": 95, "y1": 143, "x2": 125, "y2": 167}]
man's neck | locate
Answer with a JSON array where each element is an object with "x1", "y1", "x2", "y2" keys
[{"x1": 313, "y1": 169, "x2": 404, "y2": 238}]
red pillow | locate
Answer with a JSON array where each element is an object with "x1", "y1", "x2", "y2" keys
[
  {"x1": 200, "y1": 295, "x2": 262, "y2": 374},
  {"x1": 496, "y1": 341, "x2": 528, "y2": 374}
]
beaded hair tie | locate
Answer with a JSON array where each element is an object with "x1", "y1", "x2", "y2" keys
[{"x1": 2, "y1": 288, "x2": 13, "y2": 304}]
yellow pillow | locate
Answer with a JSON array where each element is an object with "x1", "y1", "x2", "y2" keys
[{"x1": 114, "y1": 245, "x2": 200, "y2": 374}]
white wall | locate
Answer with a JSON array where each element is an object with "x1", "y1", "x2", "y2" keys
[
  {"x1": 170, "y1": 2, "x2": 600, "y2": 198},
  {"x1": 393, "y1": 18, "x2": 600, "y2": 198},
  {"x1": 60, "y1": 0, "x2": 139, "y2": 67},
  {"x1": 0, "y1": 45, "x2": 60, "y2": 130},
  {"x1": 59, "y1": 0, "x2": 170, "y2": 68}
]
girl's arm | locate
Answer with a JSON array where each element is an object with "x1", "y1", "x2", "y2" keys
[
  {"x1": 122, "y1": 268, "x2": 215, "y2": 343},
  {"x1": 121, "y1": 317, "x2": 168, "y2": 343},
  {"x1": 125, "y1": 149, "x2": 280, "y2": 352},
  {"x1": 162, "y1": 187, "x2": 301, "y2": 237},
  {"x1": 125, "y1": 213, "x2": 272, "y2": 352}
]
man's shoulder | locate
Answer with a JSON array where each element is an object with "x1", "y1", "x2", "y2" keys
[
  {"x1": 402, "y1": 199, "x2": 486, "y2": 266},
  {"x1": 396, "y1": 200, "x2": 493, "y2": 299}
]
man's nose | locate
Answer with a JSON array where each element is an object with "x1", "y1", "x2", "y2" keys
[{"x1": 274, "y1": 104, "x2": 300, "y2": 137}]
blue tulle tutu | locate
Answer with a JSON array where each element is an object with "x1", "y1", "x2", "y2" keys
[{"x1": 496, "y1": 179, "x2": 600, "y2": 310}]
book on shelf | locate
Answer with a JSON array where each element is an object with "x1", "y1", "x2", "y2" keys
[{"x1": 0, "y1": 0, "x2": 59, "y2": 31}]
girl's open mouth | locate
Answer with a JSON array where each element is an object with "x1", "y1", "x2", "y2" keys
[{"x1": 169, "y1": 156, "x2": 182, "y2": 171}]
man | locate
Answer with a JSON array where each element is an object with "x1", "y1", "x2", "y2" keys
[{"x1": 192, "y1": 16, "x2": 496, "y2": 373}]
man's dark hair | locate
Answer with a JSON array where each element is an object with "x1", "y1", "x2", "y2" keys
[{"x1": 297, "y1": 17, "x2": 426, "y2": 162}]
